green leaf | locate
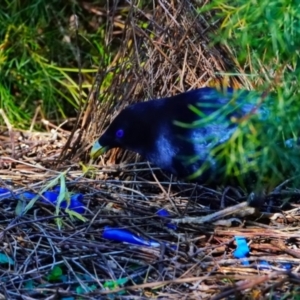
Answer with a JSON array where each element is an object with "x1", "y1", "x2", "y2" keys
[
  {"x1": 15, "y1": 200, "x2": 25, "y2": 216},
  {"x1": 46, "y1": 265, "x2": 63, "y2": 282},
  {"x1": 104, "y1": 277, "x2": 129, "y2": 289},
  {"x1": 65, "y1": 208, "x2": 87, "y2": 222}
]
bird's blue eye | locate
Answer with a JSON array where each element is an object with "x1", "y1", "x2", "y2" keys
[{"x1": 116, "y1": 129, "x2": 124, "y2": 138}]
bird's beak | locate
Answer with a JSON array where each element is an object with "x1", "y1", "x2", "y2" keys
[{"x1": 90, "y1": 140, "x2": 109, "y2": 159}]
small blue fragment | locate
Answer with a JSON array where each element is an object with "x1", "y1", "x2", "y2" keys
[
  {"x1": 103, "y1": 226, "x2": 161, "y2": 247},
  {"x1": 156, "y1": 208, "x2": 177, "y2": 230},
  {"x1": 258, "y1": 260, "x2": 271, "y2": 270},
  {"x1": 19, "y1": 192, "x2": 36, "y2": 200},
  {"x1": 48, "y1": 187, "x2": 85, "y2": 213},
  {"x1": 233, "y1": 236, "x2": 250, "y2": 265},
  {"x1": 42, "y1": 191, "x2": 58, "y2": 203},
  {"x1": 156, "y1": 208, "x2": 169, "y2": 217},
  {"x1": 53, "y1": 186, "x2": 61, "y2": 192},
  {"x1": 280, "y1": 263, "x2": 292, "y2": 270},
  {"x1": 0, "y1": 188, "x2": 11, "y2": 200}
]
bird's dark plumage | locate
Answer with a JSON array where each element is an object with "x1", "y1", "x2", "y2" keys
[{"x1": 91, "y1": 87, "x2": 267, "y2": 182}]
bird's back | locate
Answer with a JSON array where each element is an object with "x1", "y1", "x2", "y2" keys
[{"x1": 138, "y1": 87, "x2": 267, "y2": 181}]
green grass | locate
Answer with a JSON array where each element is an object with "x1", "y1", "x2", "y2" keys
[{"x1": 0, "y1": 0, "x2": 113, "y2": 128}]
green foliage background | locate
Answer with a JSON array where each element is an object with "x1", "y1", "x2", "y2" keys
[
  {"x1": 192, "y1": 0, "x2": 300, "y2": 189},
  {"x1": 0, "y1": 0, "x2": 112, "y2": 128}
]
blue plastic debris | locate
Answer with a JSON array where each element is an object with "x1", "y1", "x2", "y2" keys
[
  {"x1": 0, "y1": 187, "x2": 85, "y2": 214},
  {"x1": 280, "y1": 263, "x2": 292, "y2": 270},
  {"x1": 103, "y1": 226, "x2": 161, "y2": 247},
  {"x1": 21, "y1": 190, "x2": 85, "y2": 214},
  {"x1": 233, "y1": 236, "x2": 250, "y2": 266},
  {"x1": 156, "y1": 208, "x2": 177, "y2": 230},
  {"x1": 257, "y1": 260, "x2": 271, "y2": 270},
  {"x1": 0, "y1": 188, "x2": 12, "y2": 200}
]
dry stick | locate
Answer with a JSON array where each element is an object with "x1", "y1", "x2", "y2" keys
[
  {"x1": 0, "y1": 108, "x2": 14, "y2": 158},
  {"x1": 29, "y1": 104, "x2": 41, "y2": 132},
  {"x1": 0, "y1": 215, "x2": 66, "y2": 240},
  {"x1": 182, "y1": 182, "x2": 200, "y2": 217},
  {"x1": 180, "y1": 48, "x2": 188, "y2": 91},
  {"x1": 270, "y1": 240, "x2": 300, "y2": 259},
  {"x1": 97, "y1": 275, "x2": 213, "y2": 295},
  {"x1": 41, "y1": 119, "x2": 70, "y2": 133},
  {"x1": 96, "y1": 270, "x2": 289, "y2": 296},
  {"x1": 147, "y1": 162, "x2": 180, "y2": 215},
  {"x1": 132, "y1": 24, "x2": 182, "y2": 73},
  {"x1": 173, "y1": 201, "x2": 257, "y2": 224},
  {"x1": 158, "y1": 0, "x2": 180, "y2": 27},
  {"x1": 2, "y1": 156, "x2": 60, "y2": 172},
  {"x1": 69, "y1": 52, "x2": 108, "y2": 159},
  {"x1": 58, "y1": 14, "x2": 83, "y2": 163},
  {"x1": 80, "y1": 71, "x2": 102, "y2": 130},
  {"x1": 211, "y1": 271, "x2": 289, "y2": 300}
]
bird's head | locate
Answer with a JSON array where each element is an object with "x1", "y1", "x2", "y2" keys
[{"x1": 90, "y1": 104, "x2": 156, "y2": 159}]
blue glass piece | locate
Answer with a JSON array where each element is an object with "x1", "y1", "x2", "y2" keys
[
  {"x1": 156, "y1": 208, "x2": 177, "y2": 230},
  {"x1": 103, "y1": 226, "x2": 161, "y2": 247},
  {"x1": 258, "y1": 260, "x2": 271, "y2": 270},
  {"x1": 233, "y1": 236, "x2": 250, "y2": 265}
]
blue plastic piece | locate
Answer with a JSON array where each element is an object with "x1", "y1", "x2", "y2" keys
[
  {"x1": 280, "y1": 263, "x2": 292, "y2": 270},
  {"x1": 0, "y1": 188, "x2": 11, "y2": 200},
  {"x1": 43, "y1": 191, "x2": 85, "y2": 214},
  {"x1": 258, "y1": 260, "x2": 271, "y2": 270},
  {"x1": 19, "y1": 192, "x2": 36, "y2": 199},
  {"x1": 0, "y1": 187, "x2": 85, "y2": 214},
  {"x1": 156, "y1": 208, "x2": 177, "y2": 230},
  {"x1": 21, "y1": 190, "x2": 85, "y2": 214},
  {"x1": 233, "y1": 236, "x2": 250, "y2": 265},
  {"x1": 103, "y1": 226, "x2": 161, "y2": 247}
]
